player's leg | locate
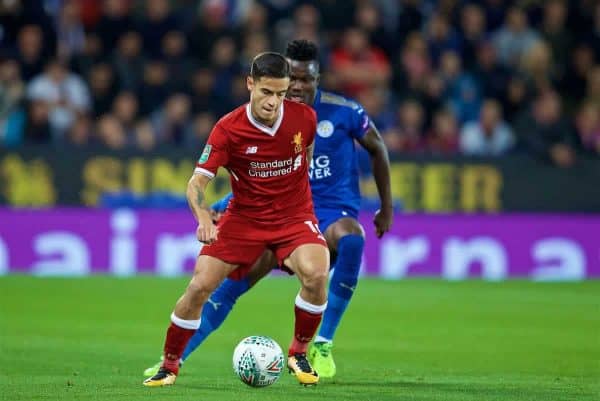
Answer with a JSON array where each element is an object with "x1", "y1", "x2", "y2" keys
[
  {"x1": 283, "y1": 242, "x2": 329, "y2": 385},
  {"x1": 310, "y1": 217, "x2": 365, "y2": 378},
  {"x1": 143, "y1": 255, "x2": 237, "y2": 386},
  {"x1": 143, "y1": 251, "x2": 276, "y2": 377},
  {"x1": 182, "y1": 251, "x2": 276, "y2": 361}
]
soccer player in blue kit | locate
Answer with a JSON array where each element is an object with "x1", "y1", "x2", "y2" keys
[{"x1": 144, "y1": 39, "x2": 393, "y2": 379}]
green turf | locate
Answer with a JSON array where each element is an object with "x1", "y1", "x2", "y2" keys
[{"x1": 0, "y1": 277, "x2": 598, "y2": 401}]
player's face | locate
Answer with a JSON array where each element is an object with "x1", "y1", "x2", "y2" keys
[
  {"x1": 247, "y1": 76, "x2": 290, "y2": 125},
  {"x1": 287, "y1": 60, "x2": 319, "y2": 105}
]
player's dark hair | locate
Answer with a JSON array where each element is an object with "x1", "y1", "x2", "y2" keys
[
  {"x1": 250, "y1": 52, "x2": 290, "y2": 80},
  {"x1": 285, "y1": 39, "x2": 319, "y2": 62}
]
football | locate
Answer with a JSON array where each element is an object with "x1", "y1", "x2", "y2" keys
[{"x1": 232, "y1": 335, "x2": 285, "y2": 387}]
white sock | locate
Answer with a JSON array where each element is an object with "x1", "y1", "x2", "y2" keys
[
  {"x1": 314, "y1": 336, "x2": 332, "y2": 344},
  {"x1": 170, "y1": 312, "x2": 201, "y2": 330}
]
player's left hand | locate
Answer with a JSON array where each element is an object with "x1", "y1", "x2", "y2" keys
[{"x1": 373, "y1": 208, "x2": 393, "y2": 238}]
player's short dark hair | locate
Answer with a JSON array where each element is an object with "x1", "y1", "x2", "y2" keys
[
  {"x1": 285, "y1": 39, "x2": 319, "y2": 62},
  {"x1": 250, "y1": 52, "x2": 290, "y2": 80}
]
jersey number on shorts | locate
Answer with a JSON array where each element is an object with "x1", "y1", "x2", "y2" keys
[{"x1": 304, "y1": 220, "x2": 325, "y2": 241}]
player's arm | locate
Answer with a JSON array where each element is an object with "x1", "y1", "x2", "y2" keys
[
  {"x1": 306, "y1": 141, "x2": 314, "y2": 165},
  {"x1": 356, "y1": 122, "x2": 393, "y2": 238},
  {"x1": 187, "y1": 173, "x2": 218, "y2": 244}
]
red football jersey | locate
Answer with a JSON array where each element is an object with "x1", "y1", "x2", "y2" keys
[{"x1": 194, "y1": 99, "x2": 317, "y2": 223}]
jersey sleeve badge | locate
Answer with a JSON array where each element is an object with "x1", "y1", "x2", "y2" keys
[{"x1": 198, "y1": 144, "x2": 212, "y2": 164}]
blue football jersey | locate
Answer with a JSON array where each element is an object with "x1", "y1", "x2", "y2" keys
[{"x1": 309, "y1": 90, "x2": 370, "y2": 213}]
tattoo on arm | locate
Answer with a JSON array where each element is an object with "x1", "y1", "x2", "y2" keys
[{"x1": 196, "y1": 189, "x2": 204, "y2": 208}]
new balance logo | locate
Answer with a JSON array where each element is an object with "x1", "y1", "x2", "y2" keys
[
  {"x1": 246, "y1": 146, "x2": 258, "y2": 154},
  {"x1": 207, "y1": 298, "x2": 222, "y2": 310},
  {"x1": 339, "y1": 283, "x2": 356, "y2": 292}
]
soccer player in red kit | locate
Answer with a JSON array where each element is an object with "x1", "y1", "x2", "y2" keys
[{"x1": 143, "y1": 52, "x2": 329, "y2": 387}]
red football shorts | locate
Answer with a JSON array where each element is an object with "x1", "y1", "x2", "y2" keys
[{"x1": 200, "y1": 212, "x2": 327, "y2": 280}]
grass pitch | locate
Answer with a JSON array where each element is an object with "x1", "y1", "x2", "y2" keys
[{"x1": 0, "y1": 276, "x2": 598, "y2": 401}]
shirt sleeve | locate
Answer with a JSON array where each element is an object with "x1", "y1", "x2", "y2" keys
[
  {"x1": 194, "y1": 123, "x2": 229, "y2": 178},
  {"x1": 349, "y1": 102, "x2": 371, "y2": 140}
]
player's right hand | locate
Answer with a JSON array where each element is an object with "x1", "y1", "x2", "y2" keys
[
  {"x1": 210, "y1": 209, "x2": 224, "y2": 223},
  {"x1": 196, "y1": 210, "x2": 218, "y2": 244}
]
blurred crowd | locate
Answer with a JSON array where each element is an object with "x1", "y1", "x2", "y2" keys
[{"x1": 1, "y1": 0, "x2": 600, "y2": 167}]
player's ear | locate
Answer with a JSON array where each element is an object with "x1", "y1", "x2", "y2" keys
[{"x1": 247, "y1": 76, "x2": 254, "y2": 92}]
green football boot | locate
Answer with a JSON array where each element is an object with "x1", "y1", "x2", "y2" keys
[
  {"x1": 143, "y1": 356, "x2": 163, "y2": 377},
  {"x1": 308, "y1": 342, "x2": 336, "y2": 378}
]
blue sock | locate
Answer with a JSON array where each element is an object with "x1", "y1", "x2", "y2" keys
[
  {"x1": 317, "y1": 234, "x2": 364, "y2": 343},
  {"x1": 181, "y1": 277, "x2": 250, "y2": 362}
]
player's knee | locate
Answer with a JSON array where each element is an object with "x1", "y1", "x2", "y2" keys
[
  {"x1": 186, "y1": 277, "x2": 214, "y2": 304},
  {"x1": 300, "y1": 264, "x2": 329, "y2": 292}
]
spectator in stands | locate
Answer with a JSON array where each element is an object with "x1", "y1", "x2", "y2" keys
[
  {"x1": 391, "y1": 32, "x2": 431, "y2": 101},
  {"x1": 426, "y1": 13, "x2": 462, "y2": 67},
  {"x1": 209, "y1": 36, "x2": 241, "y2": 104},
  {"x1": 502, "y1": 75, "x2": 531, "y2": 124},
  {"x1": 274, "y1": 4, "x2": 322, "y2": 55},
  {"x1": 354, "y1": 1, "x2": 396, "y2": 60},
  {"x1": 460, "y1": 99, "x2": 515, "y2": 156},
  {"x1": 427, "y1": 108, "x2": 460, "y2": 155},
  {"x1": 137, "y1": 59, "x2": 170, "y2": 116},
  {"x1": 0, "y1": 58, "x2": 25, "y2": 124},
  {"x1": 134, "y1": 119, "x2": 156, "y2": 151},
  {"x1": 3, "y1": 99, "x2": 52, "y2": 145},
  {"x1": 187, "y1": 1, "x2": 235, "y2": 63},
  {"x1": 561, "y1": 44, "x2": 596, "y2": 108},
  {"x1": 94, "y1": 0, "x2": 133, "y2": 51},
  {"x1": 357, "y1": 87, "x2": 396, "y2": 134},
  {"x1": 440, "y1": 50, "x2": 482, "y2": 124},
  {"x1": 492, "y1": 6, "x2": 540, "y2": 68},
  {"x1": 140, "y1": 0, "x2": 178, "y2": 57},
  {"x1": 575, "y1": 101, "x2": 600, "y2": 155},
  {"x1": 459, "y1": 4, "x2": 488, "y2": 70},
  {"x1": 581, "y1": 1, "x2": 600, "y2": 60},
  {"x1": 87, "y1": 62, "x2": 117, "y2": 117},
  {"x1": 56, "y1": 0, "x2": 86, "y2": 60},
  {"x1": 519, "y1": 41, "x2": 557, "y2": 93},
  {"x1": 313, "y1": 0, "x2": 355, "y2": 36},
  {"x1": 516, "y1": 90, "x2": 577, "y2": 167},
  {"x1": 111, "y1": 91, "x2": 139, "y2": 137},
  {"x1": 330, "y1": 27, "x2": 391, "y2": 97},
  {"x1": 186, "y1": 111, "x2": 216, "y2": 147},
  {"x1": 481, "y1": 0, "x2": 508, "y2": 32},
  {"x1": 27, "y1": 59, "x2": 90, "y2": 136},
  {"x1": 111, "y1": 31, "x2": 144, "y2": 91},
  {"x1": 239, "y1": 2, "x2": 269, "y2": 38},
  {"x1": 384, "y1": 99, "x2": 426, "y2": 154},
  {"x1": 539, "y1": 0, "x2": 571, "y2": 79},
  {"x1": 161, "y1": 30, "x2": 194, "y2": 92},
  {"x1": 96, "y1": 114, "x2": 126, "y2": 149},
  {"x1": 240, "y1": 32, "x2": 270, "y2": 72},
  {"x1": 151, "y1": 93, "x2": 192, "y2": 145},
  {"x1": 473, "y1": 40, "x2": 512, "y2": 101},
  {"x1": 65, "y1": 114, "x2": 93, "y2": 146},
  {"x1": 15, "y1": 25, "x2": 47, "y2": 81},
  {"x1": 70, "y1": 33, "x2": 104, "y2": 79},
  {"x1": 585, "y1": 66, "x2": 600, "y2": 107},
  {"x1": 397, "y1": 0, "x2": 424, "y2": 38},
  {"x1": 189, "y1": 67, "x2": 219, "y2": 115}
]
